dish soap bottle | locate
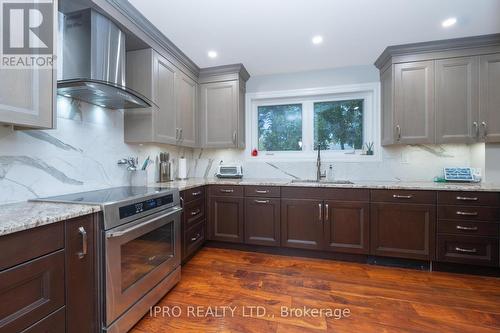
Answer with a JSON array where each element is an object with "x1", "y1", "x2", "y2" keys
[{"x1": 327, "y1": 164, "x2": 335, "y2": 182}]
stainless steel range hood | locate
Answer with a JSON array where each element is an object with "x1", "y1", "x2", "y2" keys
[{"x1": 58, "y1": 9, "x2": 152, "y2": 109}]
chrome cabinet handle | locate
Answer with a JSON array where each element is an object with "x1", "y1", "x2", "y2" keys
[
  {"x1": 220, "y1": 189, "x2": 234, "y2": 193},
  {"x1": 455, "y1": 247, "x2": 477, "y2": 254},
  {"x1": 396, "y1": 125, "x2": 401, "y2": 141},
  {"x1": 192, "y1": 191, "x2": 202, "y2": 196},
  {"x1": 175, "y1": 128, "x2": 179, "y2": 140},
  {"x1": 325, "y1": 203, "x2": 329, "y2": 220},
  {"x1": 318, "y1": 203, "x2": 323, "y2": 222},
  {"x1": 78, "y1": 226, "x2": 88, "y2": 259},
  {"x1": 393, "y1": 194, "x2": 413, "y2": 199},
  {"x1": 191, "y1": 233, "x2": 201, "y2": 242},
  {"x1": 456, "y1": 225, "x2": 478, "y2": 231},
  {"x1": 456, "y1": 196, "x2": 478, "y2": 201},
  {"x1": 255, "y1": 190, "x2": 269, "y2": 194},
  {"x1": 456, "y1": 211, "x2": 478, "y2": 216},
  {"x1": 179, "y1": 128, "x2": 183, "y2": 140},
  {"x1": 254, "y1": 199, "x2": 270, "y2": 204},
  {"x1": 472, "y1": 122, "x2": 479, "y2": 138},
  {"x1": 232, "y1": 131, "x2": 237, "y2": 144},
  {"x1": 481, "y1": 121, "x2": 487, "y2": 139},
  {"x1": 190, "y1": 209, "x2": 201, "y2": 216}
]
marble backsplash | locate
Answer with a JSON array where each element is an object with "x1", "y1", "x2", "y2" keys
[{"x1": 0, "y1": 97, "x2": 480, "y2": 204}]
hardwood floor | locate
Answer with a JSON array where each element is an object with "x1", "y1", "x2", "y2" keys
[{"x1": 131, "y1": 247, "x2": 500, "y2": 333}]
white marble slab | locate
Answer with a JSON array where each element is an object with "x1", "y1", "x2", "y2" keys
[{"x1": 0, "y1": 201, "x2": 101, "y2": 236}]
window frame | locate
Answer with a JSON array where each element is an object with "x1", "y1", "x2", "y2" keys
[{"x1": 246, "y1": 83, "x2": 381, "y2": 162}]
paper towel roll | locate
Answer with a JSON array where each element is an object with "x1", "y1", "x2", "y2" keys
[{"x1": 178, "y1": 158, "x2": 187, "y2": 179}]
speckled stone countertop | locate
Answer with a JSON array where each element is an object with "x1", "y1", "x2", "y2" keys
[
  {"x1": 0, "y1": 201, "x2": 101, "y2": 237},
  {"x1": 154, "y1": 178, "x2": 500, "y2": 192},
  {"x1": 2, "y1": 178, "x2": 499, "y2": 237}
]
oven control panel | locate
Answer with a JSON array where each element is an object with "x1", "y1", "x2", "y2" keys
[{"x1": 119, "y1": 194, "x2": 174, "y2": 219}]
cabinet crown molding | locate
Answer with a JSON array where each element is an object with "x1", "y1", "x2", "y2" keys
[
  {"x1": 375, "y1": 33, "x2": 500, "y2": 70},
  {"x1": 199, "y1": 64, "x2": 251, "y2": 83}
]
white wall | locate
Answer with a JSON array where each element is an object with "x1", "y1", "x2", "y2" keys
[{"x1": 191, "y1": 66, "x2": 477, "y2": 182}]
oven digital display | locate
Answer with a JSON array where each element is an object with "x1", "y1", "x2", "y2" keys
[{"x1": 119, "y1": 194, "x2": 174, "y2": 219}]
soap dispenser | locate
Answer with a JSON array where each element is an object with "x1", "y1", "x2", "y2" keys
[{"x1": 327, "y1": 164, "x2": 335, "y2": 182}]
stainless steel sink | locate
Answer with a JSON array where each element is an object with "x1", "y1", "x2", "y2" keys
[{"x1": 291, "y1": 179, "x2": 354, "y2": 184}]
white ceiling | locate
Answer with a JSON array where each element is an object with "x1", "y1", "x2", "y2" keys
[{"x1": 128, "y1": 0, "x2": 500, "y2": 76}]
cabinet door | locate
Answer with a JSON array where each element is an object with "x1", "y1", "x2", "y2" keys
[
  {"x1": 370, "y1": 203, "x2": 436, "y2": 260},
  {"x1": 65, "y1": 215, "x2": 98, "y2": 333},
  {"x1": 324, "y1": 201, "x2": 369, "y2": 254},
  {"x1": 394, "y1": 61, "x2": 435, "y2": 144},
  {"x1": 154, "y1": 54, "x2": 177, "y2": 144},
  {"x1": 380, "y1": 66, "x2": 395, "y2": 145},
  {"x1": 479, "y1": 53, "x2": 500, "y2": 142},
  {"x1": 209, "y1": 196, "x2": 244, "y2": 243},
  {"x1": 436, "y1": 57, "x2": 479, "y2": 143},
  {"x1": 281, "y1": 199, "x2": 323, "y2": 250},
  {"x1": 200, "y1": 81, "x2": 238, "y2": 148},
  {"x1": 245, "y1": 198, "x2": 280, "y2": 246},
  {"x1": 176, "y1": 72, "x2": 198, "y2": 147}
]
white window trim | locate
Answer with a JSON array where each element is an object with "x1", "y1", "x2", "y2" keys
[{"x1": 245, "y1": 82, "x2": 381, "y2": 162}]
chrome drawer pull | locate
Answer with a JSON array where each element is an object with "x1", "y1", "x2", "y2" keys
[
  {"x1": 456, "y1": 225, "x2": 478, "y2": 231},
  {"x1": 220, "y1": 189, "x2": 234, "y2": 193},
  {"x1": 325, "y1": 203, "x2": 329, "y2": 220},
  {"x1": 318, "y1": 204, "x2": 323, "y2": 222},
  {"x1": 190, "y1": 209, "x2": 201, "y2": 216},
  {"x1": 393, "y1": 194, "x2": 413, "y2": 199},
  {"x1": 78, "y1": 226, "x2": 88, "y2": 259},
  {"x1": 192, "y1": 191, "x2": 202, "y2": 196},
  {"x1": 456, "y1": 196, "x2": 478, "y2": 201},
  {"x1": 191, "y1": 233, "x2": 201, "y2": 242},
  {"x1": 456, "y1": 211, "x2": 478, "y2": 216},
  {"x1": 254, "y1": 200, "x2": 270, "y2": 204},
  {"x1": 455, "y1": 247, "x2": 477, "y2": 254},
  {"x1": 255, "y1": 190, "x2": 269, "y2": 194}
]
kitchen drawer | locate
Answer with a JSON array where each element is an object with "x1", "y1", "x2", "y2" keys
[
  {"x1": 183, "y1": 220, "x2": 205, "y2": 261},
  {"x1": 209, "y1": 185, "x2": 244, "y2": 197},
  {"x1": 437, "y1": 235, "x2": 499, "y2": 267},
  {"x1": 182, "y1": 186, "x2": 206, "y2": 203},
  {"x1": 21, "y1": 307, "x2": 65, "y2": 333},
  {"x1": 371, "y1": 190, "x2": 436, "y2": 204},
  {"x1": 0, "y1": 251, "x2": 65, "y2": 332},
  {"x1": 438, "y1": 205, "x2": 500, "y2": 222},
  {"x1": 438, "y1": 220, "x2": 499, "y2": 237},
  {"x1": 245, "y1": 185, "x2": 281, "y2": 198},
  {"x1": 0, "y1": 222, "x2": 64, "y2": 271},
  {"x1": 438, "y1": 191, "x2": 500, "y2": 207},
  {"x1": 281, "y1": 187, "x2": 369, "y2": 201},
  {"x1": 183, "y1": 197, "x2": 206, "y2": 229}
]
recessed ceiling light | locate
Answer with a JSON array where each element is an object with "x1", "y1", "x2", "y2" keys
[
  {"x1": 208, "y1": 50, "x2": 218, "y2": 58},
  {"x1": 312, "y1": 35, "x2": 323, "y2": 45},
  {"x1": 442, "y1": 17, "x2": 457, "y2": 28}
]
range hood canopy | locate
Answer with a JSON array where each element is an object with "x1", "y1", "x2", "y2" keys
[{"x1": 58, "y1": 9, "x2": 152, "y2": 109}]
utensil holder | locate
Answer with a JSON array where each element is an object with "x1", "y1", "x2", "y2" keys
[{"x1": 130, "y1": 170, "x2": 148, "y2": 186}]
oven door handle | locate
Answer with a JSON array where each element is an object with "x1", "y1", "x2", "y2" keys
[{"x1": 106, "y1": 207, "x2": 182, "y2": 239}]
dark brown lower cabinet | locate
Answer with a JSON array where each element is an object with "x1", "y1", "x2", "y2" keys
[
  {"x1": 370, "y1": 203, "x2": 436, "y2": 260},
  {"x1": 281, "y1": 199, "x2": 323, "y2": 250},
  {"x1": 65, "y1": 215, "x2": 98, "y2": 333},
  {"x1": 245, "y1": 197, "x2": 280, "y2": 246},
  {"x1": 209, "y1": 196, "x2": 244, "y2": 243},
  {"x1": 22, "y1": 307, "x2": 66, "y2": 333},
  {"x1": 324, "y1": 201, "x2": 370, "y2": 254},
  {"x1": 437, "y1": 234, "x2": 499, "y2": 267}
]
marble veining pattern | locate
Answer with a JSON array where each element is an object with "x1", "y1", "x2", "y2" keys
[{"x1": 0, "y1": 202, "x2": 101, "y2": 236}]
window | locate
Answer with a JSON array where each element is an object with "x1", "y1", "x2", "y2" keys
[
  {"x1": 258, "y1": 104, "x2": 302, "y2": 151},
  {"x1": 248, "y1": 83, "x2": 379, "y2": 161},
  {"x1": 314, "y1": 99, "x2": 363, "y2": 151}
]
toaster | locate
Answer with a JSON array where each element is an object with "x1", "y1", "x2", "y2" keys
[{"x1": 215, "y1": 165, "x2": 243, "y2": 178}]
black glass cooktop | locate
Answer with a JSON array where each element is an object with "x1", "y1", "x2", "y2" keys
[{"x1": 34, "y1": 186, "x2": 166, "y2": 205}]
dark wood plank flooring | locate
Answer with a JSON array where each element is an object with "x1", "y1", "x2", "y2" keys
[{"x1": 131, "y1": 247, "x2": 500, "y2": 333}]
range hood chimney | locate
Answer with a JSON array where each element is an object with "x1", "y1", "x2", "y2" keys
[{"x1": 58, "y1": 9, "x2": 152, "y2": 109}]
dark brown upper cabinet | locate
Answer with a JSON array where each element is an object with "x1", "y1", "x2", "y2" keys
[{"x1": 375, "y1": 34, "x2": 500, "y2": 145}]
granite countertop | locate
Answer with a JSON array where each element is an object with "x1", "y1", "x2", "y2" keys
[
  {"x1": 1, "y1": 178, "x2": 499, "y2": 238},
  {"x1": 0, "y1": 201, "x2": 101, "y2": 237},
  {"x1": 154, "y1": 178, "x2": 500, "y2": 192}
]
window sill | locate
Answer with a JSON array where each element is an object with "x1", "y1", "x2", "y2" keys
[{"x1": 246, "y1": 152, "x2": 382, "y2": 163}]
